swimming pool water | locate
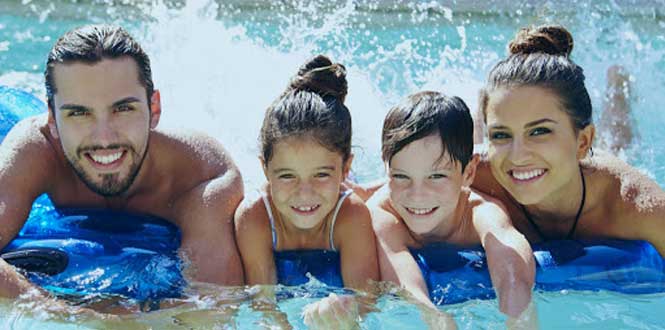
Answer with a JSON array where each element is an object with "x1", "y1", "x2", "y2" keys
[{"x1": 1, "y1": 0, "x2": 665, "y2": 328}]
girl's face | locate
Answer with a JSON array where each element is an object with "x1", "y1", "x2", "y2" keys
[
  {"x1": 485, "y1": 86, "x2": 593, "y2": 205},
  {"x1": 264, "y1": 136, "x2": 350, "y2": 230},
  {"x1": 388, "y1": 134, "x2": 474, "y2": 236}
]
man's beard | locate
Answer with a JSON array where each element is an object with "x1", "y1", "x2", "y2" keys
[{"x1": 68, "y1": 143, "x2": 147, "y2": 197}]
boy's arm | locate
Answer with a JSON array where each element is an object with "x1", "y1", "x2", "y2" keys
[
  {"x1": 371, "y1": 206, "x2": 432, "y2": 306},
  {"x1": 370, "y1": 201, "x2": 457, "y2": 330},
  {"x1": 0, "y1": 117, "x2": 55, "y2": 297},
  {"x1": 471, "y1": 194, "x2": 535, "y2": 318}
]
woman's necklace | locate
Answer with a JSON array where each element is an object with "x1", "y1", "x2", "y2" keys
[{"x1": 520, "y1": 166, "x2": 586, "y2": 241}]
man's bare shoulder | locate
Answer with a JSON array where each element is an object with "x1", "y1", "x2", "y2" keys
[
  {"x1": 1, "y1": 114, "x2": 58, "y2": 167},
  {"x1": 151, "y1": 129, "x2": 237, "y2": 181}
]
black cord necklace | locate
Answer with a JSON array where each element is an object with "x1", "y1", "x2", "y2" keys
[{"x1": 520, "y1": 166, "x2": 586, "y2": 241}]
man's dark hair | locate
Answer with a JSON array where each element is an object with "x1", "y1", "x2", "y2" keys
[{"x1": 44, "y1": 24, "x2": 153, "y2": 110}]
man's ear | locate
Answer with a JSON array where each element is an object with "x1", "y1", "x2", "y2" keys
[
  {"x1": 577, "y1": 124, "x2": 595, "y2": 159},
  {"x1": 149, "y1": 90, "x2": 162, "y2": 129},
  {"x1": 462, "y1": 154, "x2": 480, "y2": 188},
  {"x1": 47, "y1": 106, "x2": 59, "y2": 139}
]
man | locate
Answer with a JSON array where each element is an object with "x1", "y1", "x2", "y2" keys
[{"x1": 0, "y1": 25, "x2": 244, "y2": 298}]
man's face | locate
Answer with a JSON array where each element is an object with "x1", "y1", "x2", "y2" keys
[{"x1": 49, "y1": 57, "x2": 160, "y2": 196}]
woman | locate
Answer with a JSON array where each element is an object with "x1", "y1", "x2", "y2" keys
[{"x1": 474, "y1": 24, "x2": 665, "y2": 255}]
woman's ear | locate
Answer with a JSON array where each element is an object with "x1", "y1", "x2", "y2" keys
[
  {"x1": 462, "y1": 154, "x2": 480, "y2": 188},
  {"x1": 577, "y1": 124, "x2": 595, "y2": 159}
]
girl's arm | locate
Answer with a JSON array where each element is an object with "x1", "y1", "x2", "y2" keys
[
  {"x1": 234, "y1": 195, "x2": 277, "y2": 285},
  {"x1": 336, "y1": 195, "x2": 380, "y2": 290},
  {"x1": 471, "y1": 193, "x2": 536, "y2": 322},
  {"x1": 234, "y1": 195, "x2": 291, "y2": 328}
]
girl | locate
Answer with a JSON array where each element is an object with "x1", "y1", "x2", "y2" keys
[
  {"x1": 234, "y1": 55, "x2": 379, "y2": 328},
  {"x1": 475, "y1": 25, "x2": 665, "y2": 256},
  {"x1": 368, "y1": 91, "x2": 536, "y2": 329}
]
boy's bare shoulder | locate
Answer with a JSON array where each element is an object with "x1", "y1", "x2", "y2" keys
[{"x1": 468, "y1": 189, "x2": 511, "y2": 227}]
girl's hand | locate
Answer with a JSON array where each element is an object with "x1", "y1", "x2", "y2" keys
[{"x1": 302, "y1": 293, "x2": 359, "y2": 330}]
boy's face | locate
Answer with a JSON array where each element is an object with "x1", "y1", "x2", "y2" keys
[
  {"x1": 387, "y1": 134, "x2": 470, "y2": 236},
  {"x1": 48, "y1": 57, "x2": 161, "y2": 196}
]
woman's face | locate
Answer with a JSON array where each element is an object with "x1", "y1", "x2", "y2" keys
[
  {"x1": 485, "y1": 86, "x2": 591, "y2": 205},
  {"x1": 264, "y1": 136, "x2": 348, "y2": 230}
]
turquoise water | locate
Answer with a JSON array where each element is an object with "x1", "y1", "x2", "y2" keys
[{"x1": 1, "y1": 0, "x2": 665, "y2": 328}]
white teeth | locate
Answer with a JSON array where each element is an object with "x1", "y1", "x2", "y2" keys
[
  {"x1": 406, "y1": 207, "x2": 435, "y2": 215},
  {"x1": 90, "y1": 151, "x2": 123, "y2": 165},
  {"x1": 511, "y1": 169, "x2": 545, "y2": 181},
  {"x1": 294, "y1": 205, "x2": 318, "y2": 212}
]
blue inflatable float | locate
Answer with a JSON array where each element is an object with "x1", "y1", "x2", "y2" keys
[{"x1": 1, "y1": 85, "x2": 665, "y2": 305}]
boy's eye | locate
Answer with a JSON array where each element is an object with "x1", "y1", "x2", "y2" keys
[
  {"x1": 529, "y1": 127, "x2": 552, "y2": 136},
  {"x1": 429, "y1": 173, "x2": 447, "y2": 179},
  {"x1": 278, "y1": 174, "x2": 295, "y2": 180},
  {"x1": 314, "y1": 172, "x2": 331, "y2": 178},
  {"x1": 489, "y1": 131, "x2": 511, "y2": 140}
]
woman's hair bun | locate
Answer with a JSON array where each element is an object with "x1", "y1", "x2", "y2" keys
[
  {"x1": 289, "y1": 54, "x2": 348, "y2": 101},
  {"x1": 508, "y1": 25, "x2": 574, "y2": 57}
]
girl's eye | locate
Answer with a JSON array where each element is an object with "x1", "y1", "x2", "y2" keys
[
  {"x1": 429, "y1": 174, "x2": 446, "y2": 179},
  {"x1": 489, "y1": 131, "x2": 511, "y2": 140},
  {"x1": 391, "y1": 173, "x2": 409, "y2": 180},
  {"x1": 278, "y1": 174, "x2": 295, "y2": 180},
  {"x1": 314, "y1": 172, "x2": 331, "y2": 178},
  {"x1": 529, "y1": 127, "x2": 552, "y2": 136}
]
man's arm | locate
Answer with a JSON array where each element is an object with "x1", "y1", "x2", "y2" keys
[
  {"x1": 0, "y1": 116, "x2": 55, "y2": 297},
  {"x1": 172, "y1": 145, "x2": 245, "y2": 286}
]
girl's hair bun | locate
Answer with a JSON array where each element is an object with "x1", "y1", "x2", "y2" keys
[
  {"x1": 508, "y1": 25, "x2": 574, "y2": 57},
  {"x1": 289, "y1": 54, "x2": 348, "y2": 102}
]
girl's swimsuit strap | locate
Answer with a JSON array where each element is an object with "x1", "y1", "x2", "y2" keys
[
  {"x1": 260, "y1": 192, "x2": 278, "y2": 250},
  {"x1": 329, "y1": 190, "x2": 353, "y2": 252}
]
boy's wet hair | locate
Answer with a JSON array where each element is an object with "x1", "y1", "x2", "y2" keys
[
  {"x1": 260, "y1": 54, "x2": 352, "y2": 164},
  {"x1": 382, "y1": 91, "x2": 473, "y2": 171},
  {"x1": 44, "y1": 24, "x2": 153, "y2": 110},
  {"x1": 479, "y1": 25, "x2": 592, "y2": 132}
]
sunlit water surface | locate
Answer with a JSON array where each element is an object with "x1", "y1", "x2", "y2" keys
[{"x1": 1, "y1": 0, "x2": 665, "y2": 328}]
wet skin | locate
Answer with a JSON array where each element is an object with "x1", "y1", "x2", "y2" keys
[
  {"x1": 370, "y1": 133, "x2": 535, "y2": 320},
  {"x1": 474, "y1": 85, "x2": 665, "y2": 256},
  {"x1": 0, "y1": 57, "x2": 244, "y2": 299}
]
